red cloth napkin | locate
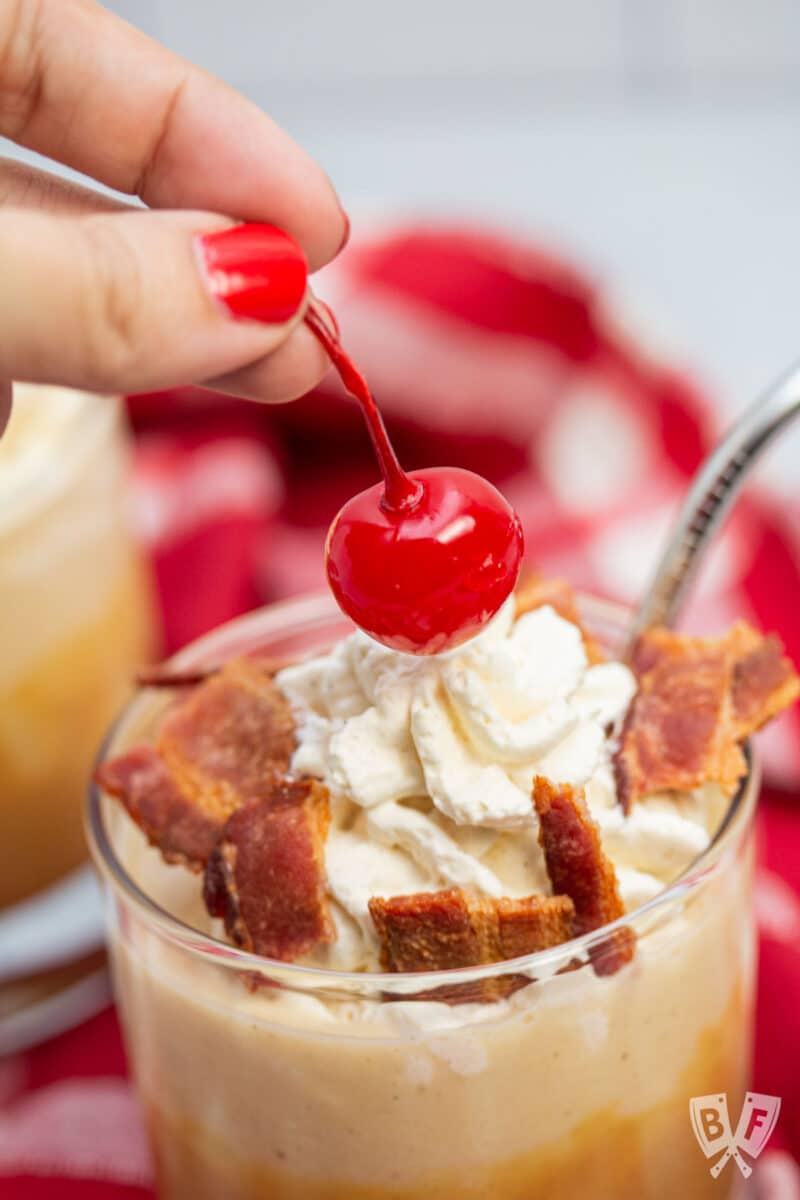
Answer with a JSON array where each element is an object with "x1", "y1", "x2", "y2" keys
[{"x1": 2, "y1": 225, "x2": 799, "y2": 1197}]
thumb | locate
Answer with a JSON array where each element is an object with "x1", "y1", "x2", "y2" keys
[{"x1": 0, "y1": 209, "x2": 309, "y2": 394}]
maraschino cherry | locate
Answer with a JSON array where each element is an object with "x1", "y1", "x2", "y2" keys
[{"x1": 304, "y1": 304, "x2": 524, "y2": 655}]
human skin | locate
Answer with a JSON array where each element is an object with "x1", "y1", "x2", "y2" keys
[{"x1": 0, "y1": 0, "x2": 349, "y2": 433}]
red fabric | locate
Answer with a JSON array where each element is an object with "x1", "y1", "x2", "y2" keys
[{"x1": 2, "y1": 224, "x2": 799, "y2": 1196}]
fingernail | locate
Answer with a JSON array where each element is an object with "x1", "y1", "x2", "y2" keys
[
  {"x1": 195, "y1": 223, "x2": 307, "y2": 324},
  {"x1": 337, "y1": 210, "x2": 351, "y2": 256}
]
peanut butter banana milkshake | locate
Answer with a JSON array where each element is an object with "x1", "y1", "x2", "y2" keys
[
  {"x1": 0, "y1": 386, "x2": 154, "y2": 907},
  {"x1": 90, "y1": 583, "x2": 797, "y2": 1199}
]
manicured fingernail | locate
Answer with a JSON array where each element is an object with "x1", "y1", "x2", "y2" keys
[
  {"x1": 194, "y1": 223, "x2": 307, "y2": 324},
  {"x1": 337, "y1": 210, "x2": 351, "y2": 256}
]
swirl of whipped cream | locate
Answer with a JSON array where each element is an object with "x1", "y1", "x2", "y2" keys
[
  {"x1": 278, "y1": 599, "x2": 635, "y2": 831},
  {"x1": 277, "y1": 600, "x2": 729, "y2": 969}
]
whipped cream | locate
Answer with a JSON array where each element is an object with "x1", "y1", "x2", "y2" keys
[{"x1": 276, "y1": 598, "x2": 725, "y2": 970}]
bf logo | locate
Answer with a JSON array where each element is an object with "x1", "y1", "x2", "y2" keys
[{"x1": 690, "y1": 1093, "x2": 781, "y2": 1179}]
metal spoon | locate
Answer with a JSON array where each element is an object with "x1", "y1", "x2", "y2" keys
[{"x1": 626, "y1": 359, "x2": 800, "y2": 654}]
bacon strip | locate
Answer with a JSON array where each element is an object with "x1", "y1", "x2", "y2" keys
[
  {"x1": 368, "y1": 888, "x2": 574, "y2": 977},
  {"x1": 615, "y1": 623, "x2": 799, "y2": 810},
  {"x1": 95, "y1": 657, "x2": 296, "y2": 869},
  {"x1": 533, "y1": 776, "x2": 634, "y2": 976},
  {"x1": 514, "y1": 574, "x2": 604, "y2": 664},
  {"x1": 94, "y1": 745, "x2": 223, "y2": 868},
  {"x1": 728, "y1": 625, "x2": 800, "y2": 738},
  {"x1": 203, "y1": 778, "x2": 334, "y2": 961}
]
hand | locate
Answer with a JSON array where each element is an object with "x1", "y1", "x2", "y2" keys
[{"x1": 0, "y1": 0, "x2": 349, "y2": 434}]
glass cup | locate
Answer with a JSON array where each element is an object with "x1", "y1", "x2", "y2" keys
[
  {"x1": 1, "y1": 386, "x2": 155, "y2": 909},
  {"x1": 88, "y1": 593, "x2": 757, "y2": 1200}
]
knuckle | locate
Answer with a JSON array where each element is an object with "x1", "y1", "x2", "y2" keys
[
  {"x1": 78, "y1": 219, "x2": 145, "y2": 389},
  {"x1": 0, "y1": 0, "x2": 44, "y2": 139},
  {"x1": 133, "y1": 73, "x2": 189, "y2": 201}
]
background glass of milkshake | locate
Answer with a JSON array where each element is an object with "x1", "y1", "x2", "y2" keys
[
  {"x1": 89, "y1": 593, "x2": 757, "y2": 1200},
  {"x1": 1, "y1": 387, "x2": 154, "y2": 910}
]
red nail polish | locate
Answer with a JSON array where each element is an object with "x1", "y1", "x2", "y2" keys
[{"x1": 195, "y1": 223, "x2": 307, "y2": 324}]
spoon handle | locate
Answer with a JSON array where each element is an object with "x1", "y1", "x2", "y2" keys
[{"x1": 626, "y1": 360, "x2": 800, "y2": 653}]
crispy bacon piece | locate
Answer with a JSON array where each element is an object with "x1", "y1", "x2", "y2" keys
[
  {"x1": 203, "y1": 777, "x2": 334, "y2": 961},
  {"x1": 533, "y1": 776, "x2": 634, "y2": 976},
  {"x1": 514, "y1": 574, "x2": 604, "y2": 664},
  {"x1": 615, "y1": 623, "x2": 799, "y2": 811},
  {"x1": 160, "y1": 657, "x2": 296, "y2": 803},
  {"x1": 368, "y1": 888, "x2": 574, "y2": 977},
  {"x1": 617, "y1": 631, "x2": 743, "y2": 812},
  {"x1": 728, "y1": 625, "x2": 800, "y2": 738},
  {"x1": 95, "y1": 657, "x2": 296, "y2": 869},
  {"x1": 95, "y1": 745, "x2": 225, "y2": 868}
]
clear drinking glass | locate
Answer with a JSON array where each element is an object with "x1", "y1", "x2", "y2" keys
[
  {"x1": 88, "y1": 593, "x2": 757, "y2": 1200},
  {"x1": 1, "y1": 387, "x2": 155, "y2": 909}
]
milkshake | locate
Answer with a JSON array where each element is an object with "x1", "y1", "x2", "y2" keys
[
  {"x1": 89, "y1": 586, "x2": 795, "y2": 1199},
  {"x1": 1, "y1": 387, "x2": 154, "y2": 908}
]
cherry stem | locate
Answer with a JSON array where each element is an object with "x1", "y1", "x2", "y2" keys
[{"x1": 304, "y1": 303, "x2": 422, "y2": 513}]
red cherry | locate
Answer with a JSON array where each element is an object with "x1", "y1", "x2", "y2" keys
[
  {"x1": 326, "y1": 467, "x2": 524, "y2": 653},
  {"x1": 304, "y1": 303, "x2": 524, "y2": 654}
]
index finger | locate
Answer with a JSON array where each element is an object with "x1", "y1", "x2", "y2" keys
[{"x1": 0, "y1": 0, "x2": 346, "y2": 269}]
